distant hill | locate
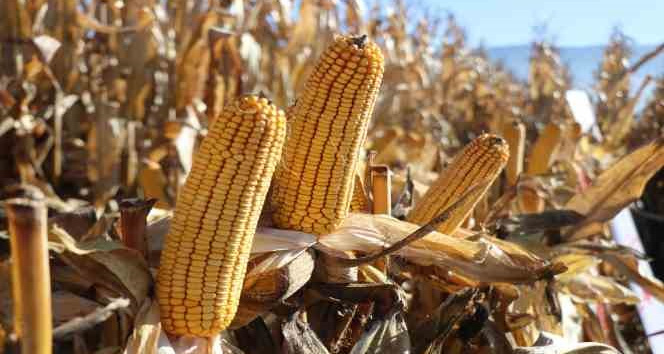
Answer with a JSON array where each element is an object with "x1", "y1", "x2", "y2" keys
[{"x1": 487, "y1": 44, "x2": 664, "y2": 108}]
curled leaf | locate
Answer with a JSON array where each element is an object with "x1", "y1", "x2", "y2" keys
[
  {"x1": 555, "y1": 273, "x2": 639, "y2": 304},
  {"x1": 349, "y1": 310, "x2": 410, "y2": 354},
  {"x1": 320, "y1": 214, "x2": 556, "y2": 284},
  {"x1": 565, "y1": 138, "x2": 664, "y2": 239}
]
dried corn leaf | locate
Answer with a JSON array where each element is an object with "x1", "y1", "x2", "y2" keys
[
  {"x1": 52, "y1": 290, "x2": 101, "y2": 327},
  {"x1": 565, "y1": 138, "x2": 664, "y2": 239},
  {"x1": 600, "y1": 253, "x2": 664, "y2": 302},
  {"x1": 555, "y1": 273, "x2": 639, "y2": 304},
  {"x1": 504, "y1": 210, "x2": 584, "y2": 234},
  {"x1": 282, "y1": 313, "x2": 330, "y2": 354},
  {"x1": 552, "y1": 254, "x2": 599, "y2": 278},
  {"x1": 349, "y1": 310, "x2": 410, "y2": 354},
  {"x1": 410, "y1": 288, "x2": 478, "y2": 353},
  {"x1": 49, "y1": 226, "x2": 151, "y2": 311},
  {"x1": 53, "y1": 297, "x2": 130, "y2": 340}
]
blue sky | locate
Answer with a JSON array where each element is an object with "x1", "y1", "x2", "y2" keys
[{"x1": 411, "y1": 0, "x2": 664, "y2": 47}]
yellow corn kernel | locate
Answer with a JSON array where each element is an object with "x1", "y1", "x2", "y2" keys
[
  {"x1": 501, "y1": 119, "x2": 526, "y2": 186},
  {"x1": 271, "y1": 34, "x2": 384, "y2": 235},
  {"x1": 157, "y1": 95, "x2": 286, "y2": 337},
  {"x1": 407, "y1": 134, "x2": 509, "y2": 234}
]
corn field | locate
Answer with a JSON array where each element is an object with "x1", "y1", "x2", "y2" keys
[{"x1": 1, "y1": 0, "x2": 664, "y2": 353}]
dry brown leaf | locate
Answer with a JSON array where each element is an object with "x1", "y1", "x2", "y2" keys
[
  {"x1": 349, "y1": 310, "x2": 410, "y2": 354},
  {"x1": 49, "y1": 226, "x2": 152, "y2": 311},
  {"x1": 600, "y1": 253, "x2": 664, "y2": 303},
  {"x1": 565, "y1": 138, "x2": 664, "y2": 239},
  {"x1": 282, "y1": 313, "x2": 330, "y2": 354},
  {"x1": 552, "y1": 254, "x2": 599, "y2": 278},
  {"x1": 52, "y1": 291, "x2": 101, "y2": 327},
  {"x1": 53, "y1": 297, "x2": 130, "y2": 340},
  {"x1": 410, "y1": 288, "x2": 478, "y2": 353},
  {"x1": 555, "y1": 273, "x2": 639, "y2": 304}
]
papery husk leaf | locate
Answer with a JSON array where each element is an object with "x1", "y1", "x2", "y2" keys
[
  {"x1": 173, "y1": 108, "x2": 200, "y2": 175},
  {"x1": 319, "y1": 214, "x2": 555, "y2": 283},
  {"x1": 231, "y1": 249, "x2": 315, "y2": 328},
  {"x1": 168, "y1": 334, "x2": 243, "y2": 354},
  {"x1": 551, "y1": 254, "x2": 599, "y2": 278},
  {"x1": 124, "y1": 300, "x2": 243, "y2": 354},
  {"x1": 123, "y1": 300, "x2": 161, "y2": 354},
  {"x1": 250, "y1": 227, "x2": 317, "y2": 254},
  {"x1": 146, "y1": 218, "x2": 316, "y2": 259}
]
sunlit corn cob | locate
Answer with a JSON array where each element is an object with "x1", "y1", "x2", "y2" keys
[
  {"x1": 407, "y1": 134, "x2": 509, "y2": 234},
  {"x1": 526, "y1": 122, "x2": 562, "y2": 176},
  {"x1": 517, "y1": 183, "x2": 545, "y2": 213},
  {"x1": 501, "y1": 119, "x2": 526, "y2": 186},
  {"x1": 157, "y1": 95, "x2": 286, "y2": 336},
  {"x1": 271, "y1": 34, "x2": 384, "y2": 235}
]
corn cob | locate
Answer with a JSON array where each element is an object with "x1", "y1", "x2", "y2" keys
[
  {"x1": 271, "y1": 34, "x2": 384, "y2": 235},
  {"x1": 407, "y1": 134, "x2": 509, "y2": 234},
  {"x1": 501, "y1": 119, "x2": 526, "y2": 186},
  {"x1": 157, "y1": 95, "x2": 286, "y2": 336},
  {"x1": 517, "y1": 183, "x2": 545, "y2": 213},
  {"x1": 526, "y1": 122, "x2": 562, "y2": 176},
  {"x1": 557, "y1": 122, "x2": 581, "y2": 162}
]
